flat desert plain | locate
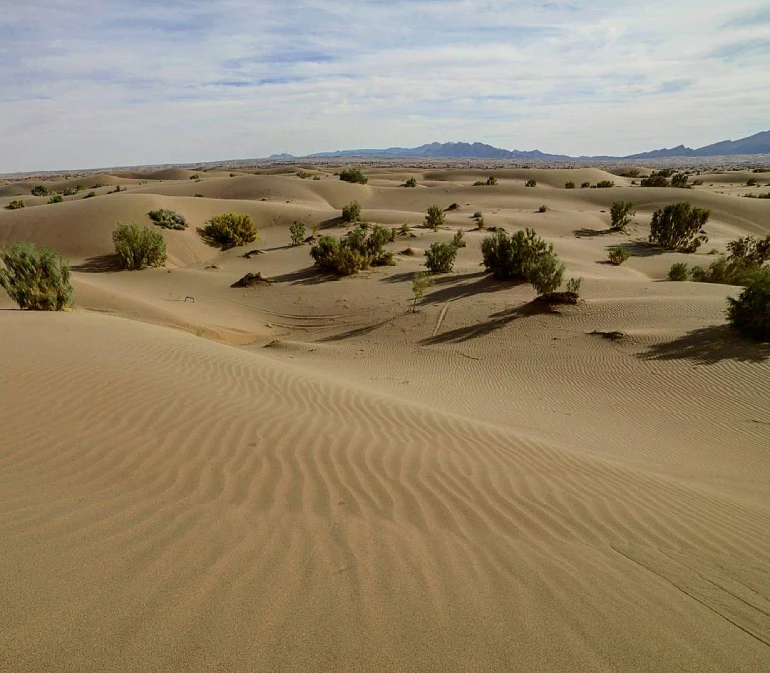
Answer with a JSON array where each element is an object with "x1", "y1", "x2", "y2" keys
[{"x1": 1, "y1": 165, "x2": 769, "y2": 672}]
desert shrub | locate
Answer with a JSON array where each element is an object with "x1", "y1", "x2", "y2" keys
[
  {"x1": 313, "y1": 175, "x2": 321, "y2": 181},
  {"x1": 310, "y1": 224, "x2": 392, "y2": 275},
  {"x1": 538, "y1": 205, "x2": 548, "y2": 213},
  {"x1": 91, "y1": 182, "x2": 104, "y2": 189},
  {"x1": 649, "y1": 203, "x2": 709, "y2": 252},
  {"x1": 727, "y1": 268, "x2": 770, "y2": 341},
  {"x1": 425, "y1": 242, "x2": 458, "y2": 273},
  {"x1": 75, "y1": 184, "x2": 85, "y2": 191},
  {"x1": 486, "y1": 176, "x2": 498, "y2": 186},
  {"x1": 289, "y1": 220, "x2": 307, "y2": 246},
  {"x1": 200, "y1": 213, "x2": 258, "y2": 249},
  {"x1": 341, "y1": 200, "x2": 361, "y2": 223},
  {"x1": 7, "y1": 200, "x2": 25, "y2": 210},
  {"x1": 692, "y1": 179, "x2": 704, "y2": 186},
  {"x1": 112, "y1": 221, "x2": 166, "y2": 270},
  {"x1": 744, "y1": 192, "x2": 770, "y2": 199},
  {"x1": 641, "y1": 172, "x2": 670, "y2": 187},
  {"x1": 194, "y1": 193, "x2": 204, "y2": 198},
  {"x1": 581, "y1": 181, "x2": 591, "y2": 189},
  {"x1": 190, "y1": 174, "x2": 199, "y2": 180},
  {"x1": 621, "y1": 169, "x2": 640, "y2": 178},
  {"x1": 148, "y1": 209, "x2": 187, "y2": 230},
  {"x1": 566, "y1": 277, "x2": 582, "y2": 295},
  {"x1": 411, "y1": 271, "x2": 433, "y2": 312},
  {"x1": 607, "y1": 246, "x2": 630, "y2": 265},
  {"x1": 109, "y1": 185, "x2": 122, "y2": 193},
  {"x1": 403, "y1": 177, "x2": 417, "y2": 188},
  {"x1": 690, "y1": 256, "x2": 760, "y2": 286},
  {"x1": 297, "y1": 171, "x2": 310, "y2": 179},
  {"x1": 48, "y1": 194, "x2": 64, "y2": 204},
  {"x1": 472, "y1": 211, "x2": 482, "y2": 219},
  {"x1": 0, "y1": 242, "x2": 73, "y2": 310},
  {"x1": 595, "y1": 180, "x2": 615, "y2": 188},
  {"x1": 425, "y1": 205, "x2": 445, "y2": 231},
  {"x1": 83, "y1": 191, "x2": 96, "y2": 199},
  {"x1": 565, "y1": 181, "x2": 575, "y2": 189},
  {"x1": 481, "y1": 228, "x2": 564, "y2": 294},
  {"x1": 746, "y1": 178, "x2": 758, "y2": 186},
  {"x1": 61, "y1": 187, "x2": 76, "y2": 196},
  {"x1": 476, "y1": 216, "x2": 486, "y2": 230},
  {"x1": 339, "y1": 168, "x2": 368, "y2": 184},
  {"x1": 671, "y1": 173, "x2": 690, "y2": 188},
  {"x1": 399, "y1": 222, "x2": 411, "y2": 235},
  {"x1": 452, "y1": 229, "x2": 466, "y2": 248},
  {"x1": 525, "y1": 179, "x2": 537, "y2": 188},
  {"x1": 31, "y1": 185, "x2": 48, "y2": 197},
  {"x1": 668, "y1": 262, "x2": 691, "y2": 281},
  {"x1": 726, "y1": 235, "x2": 770, "y2": 266},
  {"x1": 610, "y1": 201, "x2": 635, "y2": 232}
]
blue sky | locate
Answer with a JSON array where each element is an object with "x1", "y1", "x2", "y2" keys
[{"x1": 1, "y1": 0, "x2": 769, "y2": 172}]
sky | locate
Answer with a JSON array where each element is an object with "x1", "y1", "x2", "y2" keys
[{"x1": 1, "y1": 0, "x2": 769, "y2": 172}]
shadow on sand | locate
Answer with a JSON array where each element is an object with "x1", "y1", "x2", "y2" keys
[
  {"x1": 638, "y1": 324, "x2": 769, "y2": 365},
  {"x1": 72, "y1": 254, "x2": 123, "y2": 273}
]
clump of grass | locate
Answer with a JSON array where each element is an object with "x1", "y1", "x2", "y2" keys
[
  {"x1": 538, "y1": 204, "x2": 548, "y2": 213},
  {"x1": 403, "y1": 177, "x2": 417, "y2": 188}
]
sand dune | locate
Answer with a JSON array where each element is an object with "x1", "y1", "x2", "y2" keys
[{"x1": 1, "y1": 165, "x2": 769, "y2": 671}]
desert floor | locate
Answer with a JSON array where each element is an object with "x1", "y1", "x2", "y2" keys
[{"x1": 1, "y1": 165, "x2": 769, "y2": 672}]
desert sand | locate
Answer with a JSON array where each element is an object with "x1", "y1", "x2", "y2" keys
[{"x1": 1, "y1": 165, "x2": 769, "y2": 672}]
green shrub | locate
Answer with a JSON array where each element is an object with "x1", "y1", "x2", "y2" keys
[
  {"x1": 649, "y1": 203, "x2": 709, "y2": 252},
  {"x1": 452, "y1": 229, "x2": 466, "y2": 248},
  {"x1": 425, "y1": 242, "x2": 458, "y2": 273},
  {"x1": 411, "y1": 271, "x2": 433, "y2": 312},
  {"x1": 109, "y1": 185, "x2": 122, "y2": 194},
  {"x1": 668, "y1": 262, "x2": 690, "y2": 281},
  {"x1": 83, "y1": 191, "x2": 96, "y2": 199},
  {"x1": 746, "y1": 178, "x2": 758, "y2": 187},
  {"x1": 641, "y1": 172, "x2": 670, "y2": 187},
  {"x1": 607, "y1": 246, "x2": 630, "y2": 265},
  {"x1": 671, "y1": 173, "x2": 690, "y2": 188},
  {"x1": 537, "y1": 204, "x2": 548, "y2": 213},
  {"x1": 481, "y1": 228, "x2": 564, "y2": 294},
  {"x1": 341, "y1": 200, "x2": 361, "y2": 223},
  {"x1": 91, "y1": 182, "x2": 104, "y2": 189},
  {"x1": 190, "y1": 174, "x2": 199, "y2": 180},
  {"x1": 425, "y1": 205, "x2": 445, "y2": 231},
  {"x1": 566, "y1": 277, "x2": 582, "y2": 295},
  {"x1": 7, "y1": 200, "x2": 25, "y2": 210},
  {"x1": 148, "y1": 209, "x2": 187, "y2": 230},
  {"x1": 290, "y1": 220, "x2": 307, "y2": 246},
  {"x1": 472, "y1": 211, "x2": 483, "y2": 219},
  {"x1": 610, "y1": 201, "x2": 635, "y2": 232},
  {"x1": 309, "y1": 224, "x2": 392, "y2": 275},
  {"x1": 48, "y1": 194, "x2": 64, "y2": 204},
  {"x1": 75, "y1": 184, "x2": 86, "y2": 192},
  {"x1": 476, "y1": 216, "x2": 486, "y2": 230},
  {"x1": 113, "y1": 221, "x2": 167, "y2": 269},
  {"x1": 486, "y1": 176, "x2": 498, "y2": 186},
  {"x1": 692, "y1": 179, "x2": 704, "y2": 186},
  {"x1": 581, "y1": 181, "x2": 591, "y2": 189},
  {"x1": 403, "y1": 177, "x2": 417, "y2": 188},
  {"x1": 31, "y1": 185, "x2": 48, "y2": 197},
  {"x1": 744, "y1": 192, "x2": 770, "y2": 199},
  {"x1": 727, "y1": 268, "x2": 770, "y2": 341},
  {"x1": 525, "y1": 179, "x2": 537, "y2": 188},
  {"x1": 726, "y1": 235, "x2": 770, "y2": 266},
  {"x1": 339, "y1": 168, "x2": 368, "y2": 184},
  {"x1": 565, "y1": 181, "x2": 575, "y2": 189},
  {"x1": 691, "y1": 257, "x2": 758, "y2": 286},
  {"x1": 200, "y1": 213, "x2": 258, "y2": 249},
  {"x1": 595, "y1": 180, "x2": 615, "y2": 188},
  {"x1": 61, "y1": 187, "x2": 76, "y2": 196},
  {"x1": 0, "y1": 242, "x2": 73, "y2": 310}
]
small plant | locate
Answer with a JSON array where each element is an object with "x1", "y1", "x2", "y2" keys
[
  {"x1": 727, "y1": 268, "x2": 770, "y2": 341},
  {"x1": 83, "y1": 191, "x2": 96, "y2": 199},
  {"x1": 91, "y1": 182, "x2": 104, "y2": 189},
  {"x1": 641, "y1": 172, "x2": 670, "y2": 188},
  {"x1": 425, "y1": 205, "x2": 445, "y2": 231},
  {"x1": 399, "y1": 222, "x2": 411, "y2": 236},
  {"x1": 607, "y1": 246, "x2": 630, "y2": 265},
  {"x1": 476, "y1": 216, "x2": 486, "y2": 230},
  {"x1": 0, "y1": 242, "x2": 73, "y2": 310},
  {"x1": 452, "y1": 229, "x2": 466, "y2": 248},
  {"x1": 746, "y1": 178, "x2": 759, "y2": 186},
  {"x1": 411, "y1": 271, "x2": 433, "y2": 312},
  {"x1": 401, "y1": 247, "x2": 415, "y2": 256},
  {"x1": 297, "y1": 171, "x2": 310, "y2": 179},
  {"x1": 75, "y1": 184, "x2": 85, "y2": 192},
  {"x1": 403, "y1": 177, "x2": 417, "y2": 188},
  {"x1": 289, "y1": 220, "x2": 307, "y2": 246},
  {"x1": 61, "y1": 187, "x2": 76, "y2": 196},
  {"x1": 565, "y1": 181, "x2": 575, "y2": 189},
  {"x1": 566, "y1": 277, "x2": 582, "y2": 295},
  {"x1": 48, "y1": 194, "x2": 64, "y2": 204},
  {"x1": 726, "y1": 235, "x2": 770, "y2": 266},
  {"x1": 313, "y1": 175, "x2": 321, "y2": 181},
  {"x1": 31, "y1": 185, "x2": 48, "y2": 197},
  {"x1": 671, "y1": 173, "x2": 690, "y2": 188},
  {"x1": 581, "y1": 181, "x2": 591, "y2": 189},
  {"x1": 6, "y1": 200, "x2": 25, "y2": 210},
  {"x1": 148, "y1": 209, "x2": 187, "y2": 230},
  {"x1": 595, "y1": 180, "x2": 615, "y2": 188},
  {"x1": 341, "y1": 200, "x2": 361, "y2": 223},
  {"x1": 610, "y1": 201, "x2": 635, "y2": 233},
  {"x1": 486, "y1": 176, "x2": 498, "y2": 186},
  {"x1": 109, "y1": 185, "x2": 122, "y2": 194},
  {"x1": 472, "y1": 211, "x2": 482, "y2": 219},
  {"x1": 525, "y1": 179, "x2": 537, "y2": 188},
  {"x1": 339, "y1": 168, "x2": 368, "y2": 184},
  {"x1": 190, "y1": 174, "x2": 199, "y2": 180},
  {"x1": 425, "y1": 242, "x2": 458, "y2": 273},
  {"x1": 692, "y1": 179, "x2": 704, "y2": 186},
  {"x1": 537, "y1": 205, "x2": 548, "y2": 213},
  {"x1": 112, "y1": 221, "x2": 167, "y2": 270},
  {"x1": 668, "y1": 262, "x2": 691, "y2": 281},
  {"x1": 200, "y1": 213, "x2": 258, "y2": 249},
  {"x1": 649, "y1": 202, "x2": 710, "y2": 252}
]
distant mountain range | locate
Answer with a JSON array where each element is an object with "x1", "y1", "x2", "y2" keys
[{"x1": 269, "y1": 130, "x2": 770, "y2": 161}]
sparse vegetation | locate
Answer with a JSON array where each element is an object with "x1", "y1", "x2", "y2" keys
[
  {"x1": 200, "y1": 213, "x2": 258, "y2": 249},
  {"x1": 0, "y1": 242, "x2": 73, "y2": 310},
  {"x1": 472, "y1": 211, "x2": 482, "y2": 219},
  {"x1": 746, "y1": 178, "x2": 759, "y2": 186},
  {"x1": 61, "y1": 187, "x2": 76, "y2": 196},
  {"x1": 671, "y1": 173, "x2": 690, "y2": 189},
  {"x1": 109, "y1": 185, "x2": 123, "y2": 194},
  {"x1": 289, "y1": 220, "x2": 307, "y2": 246},
  {"x1": 486, "y1": 176, "x2": 498, "y2": 186},
  {"x1": 47, "y1": 194, "x2": 64, "y2": 204},
  {"x1": 190, "y1": 174, "x2": 199, "y2": 180},
  {"x1": 481, "y1": 228, "x2": 564, "y2": 294},
  {"x1": 525, "y1": 179, "x2": 537, "y2": 188},
  {"x1": 566, "y1": 277, "x2": 582, "y2": 295},
  {"x1": 538, "y1": 205, "x2": 548, "y2": 213},
  {"x1": 727, "y1": 235, "x2": 770, "y2": 266},
  {"x1": 425, "y1": 205, "x2": 445, "y2": 231},
  {"x1": 403, "y1": 177, "x2": 417, "y2": 188},
  {"x1": 339, "y1": 168, "x2": 368, "y2": 184},
  {"x1": 83, "y1": 191, "x2": 96, "y2": 199},
  {"x1": 472, "y1": 181, "x2": 486, "y2": 186},
  {"x1": 565, "y1": 181, "x2": 575, "y2": 189},
  {"x1": 581, "y1": 181, "x2": 591, "y2": 189},
  {"x1": 607, "y1": 246, "x2": 630, "y2": 265},
  {"x1": 610, "y1": 201, "x2": 635, "y2": 233},
  {"x1": 595, "y1": 180, "x2": 615, "y2": 188},
  {"x1": 452, "y1": 229, "x2": 466, "y2": 248},
  {"x1": 112, "y1": 221, "x2": 167, "y2": 270},
  {"x1": 668, "y1": 235, "x2": 770, "y2": 286},
  {"x1": 148, "y1": 209, "x2": 187, "y2": 230},
  {"x1": 425, "y1": 242, "x2": 458, "y2": 273},
  {"x1": 341, "y1": 200, "x2": 361, "y2": 223},
  {"x1": 194, "y1": 193, "x2": 204, "y2": 198},
  {"x1": 743, "y1": 192, "x2": 770, "y2": 199},
  {"x1": 727, "y1": 268, "x2": 770, "y2": 341},
  {"x1": 411, "y1": 271, "x2": 433, "y2": 312},
  {"x1": 648, "y1": 203, "x2": 709, "y2": 252},
  {"x1": 692, "y1": 179, "x2": 704, "y2": 186},
  {"x1": 6, "y1": 200, "x2": 25, "y2": 210},
  {"x1": 31, "y1": 185, "x2": 48, "y2": 197},
  {"x1": 310, "y1": 224, "x2": 393, "y2": 275},
  {"x1": 91, "y1": 182, "x2": 104, "y2": 189},
  {"x1": 667, "y1": 263, "x2": 690, "y2": 281},
  {"x1": 399, "y1": 222, "x2": 411, "y2": 236},
  {"x1": 640, "y1": 171, "x2": 670, "y2": 188}
]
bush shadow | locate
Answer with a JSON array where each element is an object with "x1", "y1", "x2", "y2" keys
[
  {"x1": 639, "y1": 324, "x2": 769, "y2": 364},
  {"x1": 72, "y1": 254, "x2": 123, "y2": 273},
  {"x1": 271, "y1": 266, "x2": 336, "y2": 286}
]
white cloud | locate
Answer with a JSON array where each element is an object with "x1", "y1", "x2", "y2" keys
[{"x1": 1, "y1": 0, "x2": 768, "y2": 171}]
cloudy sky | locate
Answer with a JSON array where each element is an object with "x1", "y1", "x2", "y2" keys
[{"x1": 2, "y1": 0, "x2": 769, "y2": 172}]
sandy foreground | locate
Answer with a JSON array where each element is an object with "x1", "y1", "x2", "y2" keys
[{"x1": 1, "y1": 166, "x2": 769, "y2": 671}]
